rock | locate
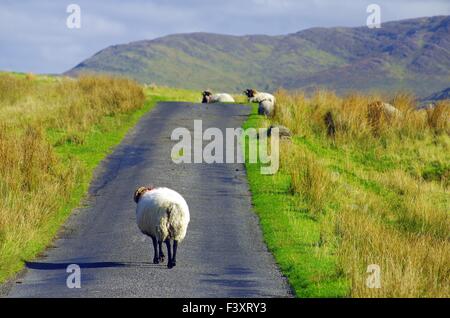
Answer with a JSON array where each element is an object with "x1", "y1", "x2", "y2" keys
[{"x1": 267, "y1": 125, "x2": 292, "y2": 139}]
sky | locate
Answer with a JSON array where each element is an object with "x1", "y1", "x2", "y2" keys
[{"x1": 1, "y1": 0, "x2": 449, "y2": 74}]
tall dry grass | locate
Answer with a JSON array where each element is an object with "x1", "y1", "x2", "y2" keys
[
  {"x1": 0, "y1": 74, "x2": 145, "y2": 279},
  {"x1": 281, "y1": 143, "x2": 336, "y2": 217},
  {"x1": 271, "y1": 89, "x2": 449, "y2": 297},
  {"x1": 274, "y1": 89, "x2": 449, "y2": 143},
  {"x1": 336, "y1": 201, "x2": 449, "y2": 297}
]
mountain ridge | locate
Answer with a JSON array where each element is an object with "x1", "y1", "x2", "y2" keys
[{"x1": 66, "y1": 15, "x2": 450, "y2": 97}]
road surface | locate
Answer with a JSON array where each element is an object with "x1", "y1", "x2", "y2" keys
[{"x1": 4, "y1": 102, "x2": 292, "y2": 298}]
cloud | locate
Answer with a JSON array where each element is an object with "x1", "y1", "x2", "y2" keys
[{"x1": 0, "y1": 0, "x2": 448, "y2": 73}]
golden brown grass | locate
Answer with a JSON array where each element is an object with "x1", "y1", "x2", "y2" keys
[
  {"x1": 0, "y1": 73, "x2": 145, "y2": 281},
  {"x1": 268, "y1": 89, "x2": 450, "y2": 297},
  {"x1": 281, "y1": 143, "x2": 336, "y2": 217}
]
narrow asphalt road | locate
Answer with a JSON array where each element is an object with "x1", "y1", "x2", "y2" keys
[{"x1": 5, "y1": 102, "x2": 292, "y2": 298}]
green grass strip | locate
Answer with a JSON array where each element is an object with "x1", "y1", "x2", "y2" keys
[{"x1": 243, "y1": 107, "x2": 348, "y2": 297}]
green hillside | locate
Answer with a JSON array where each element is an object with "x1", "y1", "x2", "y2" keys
[{"x1": 67, "y1": 16, "x2": 450, "y2": 97}]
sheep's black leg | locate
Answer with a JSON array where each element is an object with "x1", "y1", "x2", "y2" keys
[
  {"x1": 158, "y1": 240, "x2": 165, "y2": 262},
  {"x1": 258, "y1": 106, "x2": 264, "y2": 115},
  {"x1": 151, "y1": 237, "x2": 159, "y2": 264},
  {"x1": 171, "y1": 240, "x2": 178, "y2": 268},
  {"x1": 165, "y1": 239, "x2": 173, "y2": 269}
]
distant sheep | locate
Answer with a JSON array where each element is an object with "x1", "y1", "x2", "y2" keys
[
  {"x1": 368, "y1": 101, "x2": 403, "y2": 134},
  {"x1": 369, "y1": 101, "x2": 403, "y2": 119},
  {"x1": 258, "y1": 100, "x2": 275, "y2": 116},
  {"x1": 134, "y1": 186, "x2": 190, "y2": 269},
  {"x1": 244, "y1": 89, "x2": 276, "y2": 117},
  {"x1": 202, "y1": 90, "x2": 235, "y2": 103},
  {"x1": 417, "y1": 102, "x2": 435, "y2": 111},
  {"x1": 243, "y1": 89, "x2": 276, "y2": 104},
  {"x1": 381, "y1": 102, "x2": 402, "y2": 118}
]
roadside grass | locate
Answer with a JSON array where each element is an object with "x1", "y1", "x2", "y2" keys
[
  {"x1": 0, "y1": 73, "x2": 198, "y2": 283},
  {"x1": 244, "y1": 90, "x2": 449, "y2": 297},
  {"x1": 144, "y1": 85, "x2": 248, "y2": 104},
  {"x1": 243, "y1": 107, "x2": 348, "y2": 297},
  {"x1": 144, "y1": 84, "x2": 201, "y2": 102},
  {"x1": 2, "y1": 72, "x2": 447, "y2": 297}
]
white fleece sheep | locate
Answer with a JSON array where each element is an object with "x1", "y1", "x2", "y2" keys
[
  {"x1": 369, "y1": 101, "x2": 403, "y2": 120},
  {"x1": 244, "y1": 89, "x2": 276, "y2": 116},
  {"x1": 202, "y1": 90, "x2": 235, "y2": 103},
  {"x1": 244, "y1": 89, "x2": 276, "y2": 104},
  {"x1": 134, "y1": 186, "x2": 190, "y2": 268},
  {"x1": 381, "y1": 102, "x2": 402, "y2": 118},
  {"x1": 258, "y1": 100, "x2": 275, "y2": 116}
]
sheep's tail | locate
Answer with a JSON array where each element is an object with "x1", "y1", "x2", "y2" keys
[{"x1": 166, "y1": 203, "x2": 189, "y2": 242}]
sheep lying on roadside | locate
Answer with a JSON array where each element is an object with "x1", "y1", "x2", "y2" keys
[
  {"x1": 244, "y1": 89, "x2": 276, "y2": 117},
  {"x1": 243, "y1": 89, "x2": 276, "y2": 104},
  {"x1": 202, "y1": 90, "x2": 235, "y2": 103},
  {"x1": 134, "y1": 186, "x2": 190, "y2": 269}
]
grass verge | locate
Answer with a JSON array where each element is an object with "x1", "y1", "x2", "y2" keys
[
  {"x1": 243, "y1": 106, "x2": 348, "y2": 297},
  {"x1": 244, "y1": 90, "x2": 449, "y2": 297}
]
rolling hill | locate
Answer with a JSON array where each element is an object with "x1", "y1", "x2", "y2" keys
[{"x1": 66, "y1": 15, "x2": 450, "y2": 97}]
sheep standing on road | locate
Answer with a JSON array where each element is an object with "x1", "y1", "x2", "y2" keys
[
  {"x1": 202, "y1": 90, "x2": 235, "y2": 103},
  {"x1": 244, "y1": 89, "x2": 276, "y2": 117},
  {"x1": 258, "y1": 100, "x2": 275, "y2": 116},
  {"x1": 134, "y1": 186, "x2": 190, "y2": 269}
]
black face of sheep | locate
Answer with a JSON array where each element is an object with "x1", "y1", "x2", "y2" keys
[
  {"x1": 202, "y1": 91, "x2": 212, "y2": 103},
  {"x1": 243, "y1": 89, "x2": 256, "y2": 98}
]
